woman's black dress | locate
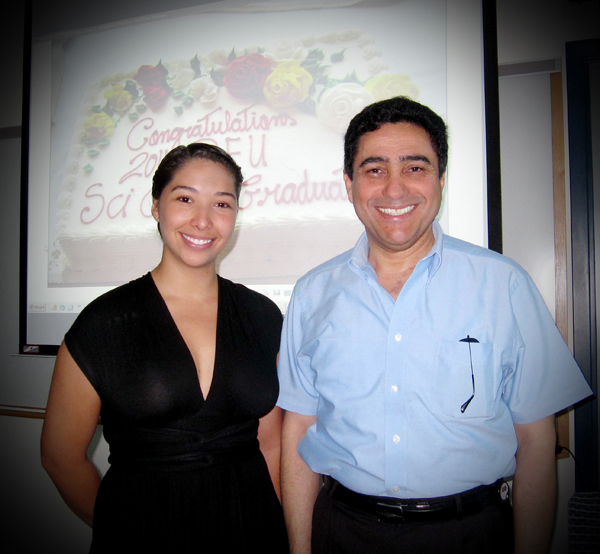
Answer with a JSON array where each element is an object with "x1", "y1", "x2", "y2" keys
[{"x1": 65, "y1": 273, "x2": 288, "y2": 553}]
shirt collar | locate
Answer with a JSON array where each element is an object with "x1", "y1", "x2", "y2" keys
[
  {"x1": 349, "y1": 220, "x2": 444, "y2": 284},
  {"x1": 427, "y1": 220, "x2": 443, "y2": 282}
]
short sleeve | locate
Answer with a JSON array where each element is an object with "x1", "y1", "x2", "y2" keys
[
  {"x1": 225, "y1": 279, "x2": 283, "y2": 363},
  {"x1": 504, "y1": 274, "x2": 592, "y2": 424},
  {"x1": 64, "y1": 296, "x2": 112, "y2": 393},
  {"x1": 254, "y1": 292, "x2": 283, "y2": 361},
  {"x1": 276, "y1": 286, "x2": 320, "y2": 416},
  {"x1": 63, "y1": 275, "x2": 156, "y2": 400}
]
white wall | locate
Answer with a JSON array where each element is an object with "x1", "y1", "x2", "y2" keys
[
  {"x1": 499, "y1": 73, "x2": 556, "y2": 318},
  {"x1": 498, "y1": 72, "x2": 573, "y2": 554},
  {"x1": 496, "y1": 1, "x2": 599, "y2": 552}
]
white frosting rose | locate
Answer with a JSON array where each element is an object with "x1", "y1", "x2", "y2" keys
[
  {"x1": 318, "y1": 32, "x2": 341, "y2": 44},
  {"x1": 64, "y1": 177, "x2": 77, "y2": 194},
  {"x1": 189, "y1": 76, "x2": 219, "y2": 104},
  {"x1": 357, "y1": 34, "x2": 374, "y2": 47},
  {"x1": 316, "y1": 83, "x2": 374, "y2": 134},
  {"x1": 66, "y1": 160, "x2": 79, "y2": 175},
  {"x1": 262, "y1": 39, "x2": 307, "y2": 62},
  {"x1": 165, "y1": 59, "x2": 191, "y2": 74},
  {"x1": 204, "y1": 49, "x2": 230, "y2": 71},
  {"x1": 300, "y1": 36, "x2": 317, "y2": 47},
  {"x1": 339, "y1": 29, "x2": 362, "y2": 41},
  {"x1": 171, "y1": 67, "x2": 195, "y2": 91},
  {"x1": 367, "y1": 59, "x2": 390, "y2": 76},
  {"x1": 362, "y1": 45, "x2": 382, "y2": 60}
]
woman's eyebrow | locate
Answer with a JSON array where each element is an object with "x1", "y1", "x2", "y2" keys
[
  {"x1": 170, "y1": 186, "x2": 235, "y2": 200},
  {"x1": 215, "y1": 191, "x2": 237, "y2": 200},
  {"x1": 171, "y1": 184, "x2": 197, "y2": 193}
]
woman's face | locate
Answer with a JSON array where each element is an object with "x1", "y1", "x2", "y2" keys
[{"x1": 151, "y1": 158, "x2": 238, "y2": 271}]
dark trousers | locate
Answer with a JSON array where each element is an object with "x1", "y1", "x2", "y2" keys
[{"x1": 311, "y1": 485, "x2": 514, "y2": 554}]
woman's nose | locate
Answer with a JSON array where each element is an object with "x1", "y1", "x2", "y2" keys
[{"x1": 190, "y1": 206, "x2": 211, "y2": 229}]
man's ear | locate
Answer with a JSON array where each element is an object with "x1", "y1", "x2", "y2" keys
[
  {"x1": 343, "y1": 173, "x2": 354, "y2": 204},
  {"x1": 440, "y1": 172, "x2": 446, "y2": 190}
]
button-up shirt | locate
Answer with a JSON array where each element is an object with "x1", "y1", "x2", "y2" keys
[{"x1": 277, "y1": 221, "x2": 592, "y2": 498}]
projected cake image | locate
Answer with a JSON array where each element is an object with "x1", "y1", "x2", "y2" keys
[{"x1": 49, "y1": 29, "x2": 420, "y2": 286}]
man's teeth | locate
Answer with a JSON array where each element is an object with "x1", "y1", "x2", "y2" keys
[
  {"x1": 378, "y1": 205, "x2": 415, "y2": 216},
  {"x1": 183, "y1": 234, "x2": 213, "y2": 245}
]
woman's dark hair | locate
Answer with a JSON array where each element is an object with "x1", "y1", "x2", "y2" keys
[
  {"x1": 344, "y1": 96, "x2": 448, "y2": 179},
  {"x1": 152, "y1": 142, "x2": 244, "y2": 200}
]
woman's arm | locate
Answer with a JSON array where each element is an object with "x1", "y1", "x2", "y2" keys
[
  {"x1": 41, "y1": 341, "x2": 102, "y2": 527},
  {"x1": 258, "y1": 405, "x2": 284, "y2": 501}
]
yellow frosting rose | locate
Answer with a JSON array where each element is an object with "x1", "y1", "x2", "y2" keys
[
  {"x1": 364, "y1": 74, "x2": 419, "y2": 101},
  {"x1": 103, "y1": 85, "x2": 133, "y2": 113},
  {"x1": 83, "y1": 112, "x2": 115, "y2": 142},
  {"x1": 263, "y1": 61, "x2": 313, "y2": 109}
]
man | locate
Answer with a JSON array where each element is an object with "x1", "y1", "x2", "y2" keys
[{"x1": 277, "y1": 96, "x2": 592, "y2": 554}]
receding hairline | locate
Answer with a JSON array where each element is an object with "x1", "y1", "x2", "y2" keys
[
  {"x1": 350, "y1": 122, "x2": 440, "y2": 175},
  {"x1": 343, "y1": 98, "x2": 448, "y2": 180}
]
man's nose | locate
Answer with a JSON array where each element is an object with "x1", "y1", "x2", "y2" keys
[{"x1": 383, "y1": 170, "x2": 408, "y2": 199}]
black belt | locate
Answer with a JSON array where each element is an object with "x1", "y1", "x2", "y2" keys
[{"x1": 323, "y1": 476, "x2": 510, "y2": 523}]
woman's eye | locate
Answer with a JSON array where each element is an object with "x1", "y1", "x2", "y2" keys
[{"x1": 215, "y1": 202, "x2": 232, "y2": 209}]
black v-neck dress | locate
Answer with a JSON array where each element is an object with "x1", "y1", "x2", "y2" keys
[{"x1": 65, "y1": 273, "x2": 288, "y2": 553}]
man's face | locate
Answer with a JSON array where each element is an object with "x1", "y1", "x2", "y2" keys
[{"x1": 344, "y1": 122, "x2": 445, "y2": 256}]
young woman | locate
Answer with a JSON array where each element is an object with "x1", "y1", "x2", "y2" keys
[{"x1": 41, "y1": 143, "x2": 288, "y2": 552}]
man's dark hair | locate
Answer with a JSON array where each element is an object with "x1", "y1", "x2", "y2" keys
[{"x1": 344, "y1": 96, "x2": 448, "y2": 179}]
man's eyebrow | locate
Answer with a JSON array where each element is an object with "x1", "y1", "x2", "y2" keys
[
  {"x1": 358, "y1": 156, "x2": 389, "y2": 167},
  {"x1": 400, "y1": 154, "x2": 432, "y2": 165},
  {"x1": 358, "y1": 154, "x2": 433, "y2": 168}
]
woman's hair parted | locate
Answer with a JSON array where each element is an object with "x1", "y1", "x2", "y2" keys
[{"x1": 152, "y1": 143, "x2": 244, "y2": 201}]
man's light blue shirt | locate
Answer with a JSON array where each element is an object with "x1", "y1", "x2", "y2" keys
[{"x1": 277, "y1": 221, "x2": 592, "y2": 498}]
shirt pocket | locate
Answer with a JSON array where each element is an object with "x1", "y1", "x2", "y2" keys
[{"x1": 430, "y1": 339, "x2": 497, "y2": 419}]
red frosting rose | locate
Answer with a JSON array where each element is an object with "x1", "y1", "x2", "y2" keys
[
  {"x1": 134, "y1": 65, "x2": 166, "y2": 88},
  {"x1": 142, "y1": 85, "x2": 170, "y2": 111},
  {"x1": 134, "y1": 65, "x2": 171, "y2": 111},
  {"x1": 223, "y1": 53, "x2": 274, "y2": 100}
]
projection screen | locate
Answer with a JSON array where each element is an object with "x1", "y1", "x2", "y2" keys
[{"x1": 22, "y1": 0, "x2": 489, "y2": 354}]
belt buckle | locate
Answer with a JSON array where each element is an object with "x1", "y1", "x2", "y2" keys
[
  {"x1": 375, "y1": 501, "x2": 404, "y2": 523},
  {"x1": 499, "y1": 481, "x2": 510, "y2": 501}
]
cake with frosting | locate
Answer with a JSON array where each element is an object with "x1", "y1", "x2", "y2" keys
[{"x1": 50, "y1": 30, "x2": 420, "y2": 286}]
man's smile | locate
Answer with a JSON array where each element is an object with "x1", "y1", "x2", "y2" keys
[{"x1": 376, "y1": 205, "x2": 416, "y2": 216}]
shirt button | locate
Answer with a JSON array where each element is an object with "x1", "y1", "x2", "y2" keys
[
  {"x1": 393, "y1": 434, "x2": 400, "y2": 444},
  {"x1": 392, "y1": 486, "x2": 400, "y2": 493},
  {"x1": 391, "y1": 385, "x2": 398, "y2": 393},
  {"x1": 395, "y1": 334, "x2": 402, "y2": 342}
]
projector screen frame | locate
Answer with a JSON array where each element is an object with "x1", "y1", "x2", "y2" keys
[{"x1": 19, "y1": 0, "x2": 501, "y2": 356}]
